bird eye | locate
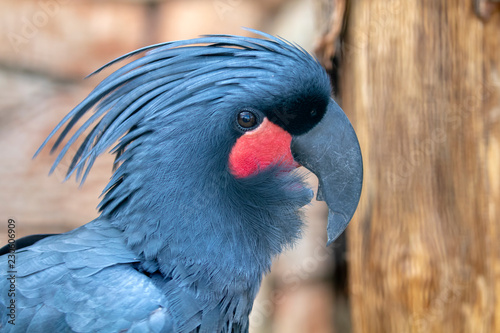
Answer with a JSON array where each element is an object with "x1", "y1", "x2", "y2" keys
[
  {"x1": 310, "y1": 109, "x2": 317, "y2": 117},
  {"x1": 237, "y1": 110, "x2": 259, "y2": 130}
]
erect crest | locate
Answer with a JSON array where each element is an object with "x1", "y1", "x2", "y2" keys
[{"x1": 35, "y1": 29, "x2": 325, "y2": 185}]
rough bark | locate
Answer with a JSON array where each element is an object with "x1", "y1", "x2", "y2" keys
[{"x1": 335, "y1": 0, "x2": 500, "y2": 332}]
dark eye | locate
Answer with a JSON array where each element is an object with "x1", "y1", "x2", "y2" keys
[
  {"x1": 310, "y1": 109, "x2": 317, "y2": 117},
  {"x1": 237, "y1": 110, "x2": 258, "y2": 130}
]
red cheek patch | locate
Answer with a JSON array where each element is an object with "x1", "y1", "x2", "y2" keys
[{"x1": 229, "y1": 118, "x2": 299, "y2": 178}]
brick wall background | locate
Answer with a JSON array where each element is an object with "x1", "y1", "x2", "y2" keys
[{"x1": 0, "y1": 1, "x2": 345, "y2": 332}]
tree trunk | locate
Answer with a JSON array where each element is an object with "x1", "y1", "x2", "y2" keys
[{"x1": 335, "y1": 1, "x2": 500, "y2": 332}]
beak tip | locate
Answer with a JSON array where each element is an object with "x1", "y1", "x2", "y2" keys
[{"x1": 326, "y1": 209, "x2": 350, "y2": 246}]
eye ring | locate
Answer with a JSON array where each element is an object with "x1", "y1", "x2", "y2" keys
[{"x1": 236, "y1": 109, "x2": 261, "y2": 131}]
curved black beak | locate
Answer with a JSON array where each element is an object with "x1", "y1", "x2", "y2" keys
[{"x1": 291, "y1": 98, "x2": 363, "y2": 246}]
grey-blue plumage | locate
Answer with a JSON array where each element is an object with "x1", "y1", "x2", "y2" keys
[
  {"x1": 0, "y1": 29, "x2": 362, "y2": 332},
  {"x1": 2, "y1": 221, "x2": 172, "y2": 332}
]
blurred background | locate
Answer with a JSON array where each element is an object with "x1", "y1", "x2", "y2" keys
[{"x1": 0, "y1": 0, "x2": 499, "y2": 332}]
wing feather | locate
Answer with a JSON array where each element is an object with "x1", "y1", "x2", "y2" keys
[{"x1": 0, "y1": 220, "x2": 172, "y2": 332}]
